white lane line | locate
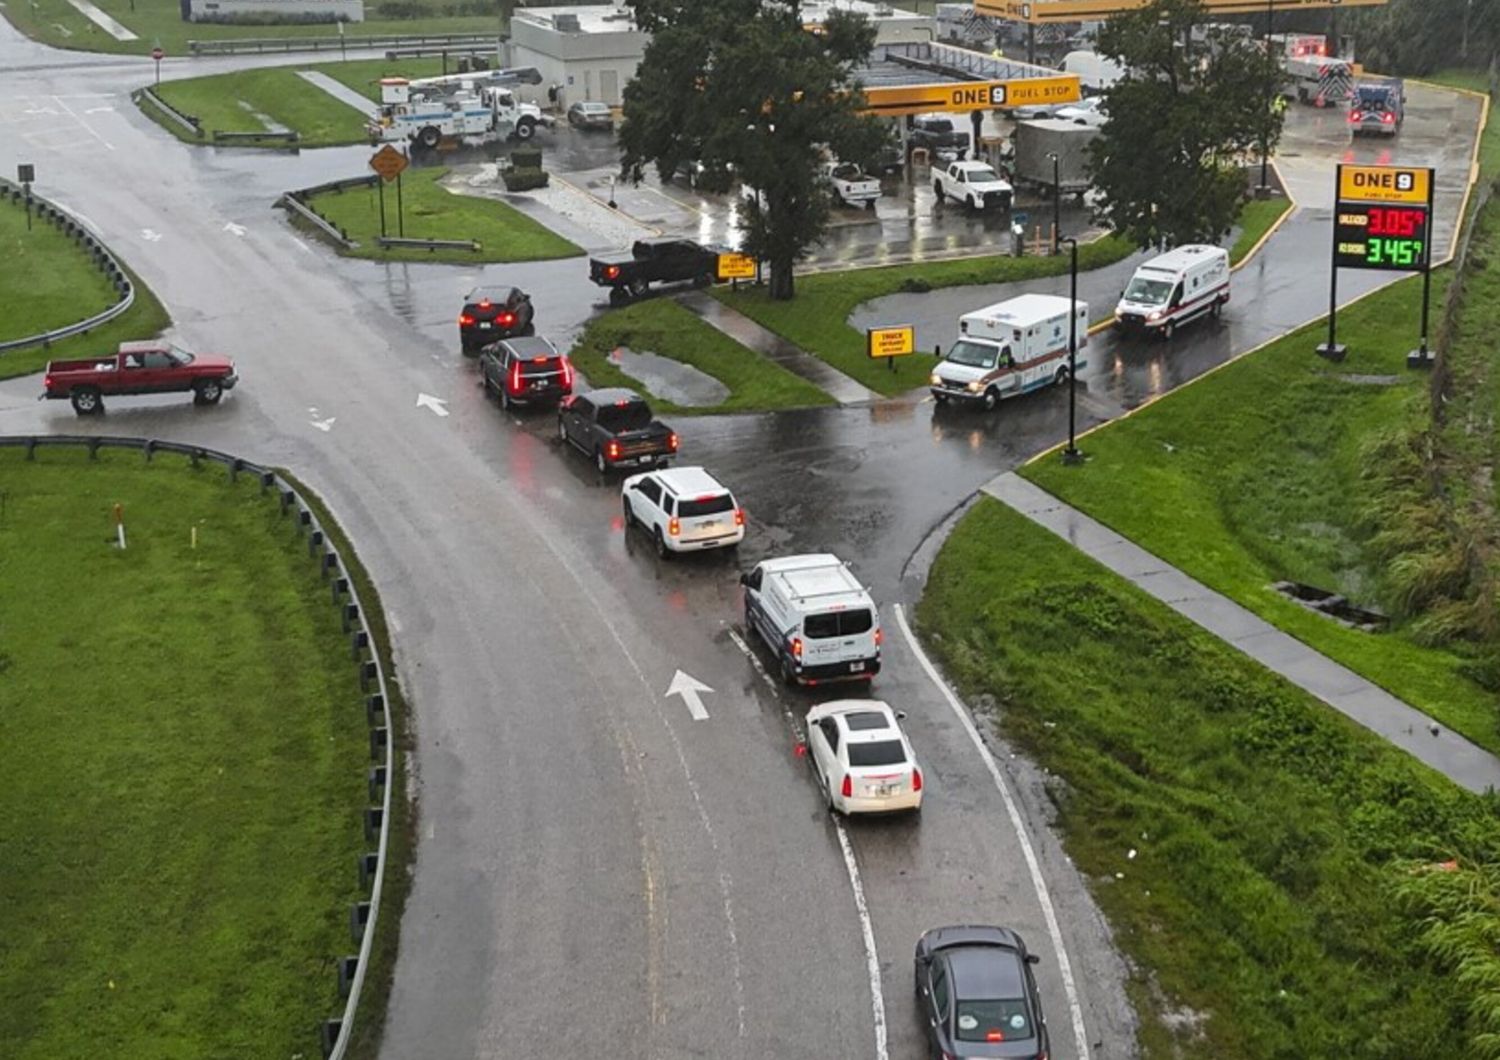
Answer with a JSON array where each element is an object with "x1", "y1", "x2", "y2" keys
[
  {"x1": 835, "y1": 820, "x2": 890, "y2": 1060},
  {"x1": 726, "y1": 624, "x2": 889, "y2": 1060},
  {"x1": 51, "y1": 94, "x2": 115, "y2": 152},
  {"x1": 893, "y1": 603, "x2": 1089, "y2": 1056}
]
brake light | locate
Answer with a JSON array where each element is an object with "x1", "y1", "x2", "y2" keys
[
  {"x1": 874, "y1": 627, "x2": 882, "y2": 648},
  {"x1": 459, "y1": 314, "x2": 475, "y2": 326},
  {"x1": 791, "y1": 636, "x2": 802, "y2": 659},
  {"x1": 912, "y1": 767, "x2": 923, "y2": 792},
  {"x1": 532, "y1": 356, "x2": 547, "y2": 363},
  {"x1": 734, "y1": 507, "x2": 744, "y2": 527},
  {"x1": 44, "y1": 373, "x2": 53, "y2": 389},
  {"x1": 986, "y1": 1030, "x2": 1004, "y2": 1043},
  {"x1": 560, "y1": 358, "x2": 574, "y2": 389},
  {"x1": 1382, "y1": 112, "x2": 1395, "y2": 123},
  {"x1": 509, "y1": 360, "x2": 522, "y2": 394},
  {"x1": 606, "y1": 440, "x2": 621, "y2": 460},
  {"x1": 478, "y1": 299, "x2": 491, "y2": 309},
  {"x1": 1349, "y1": 110, "x2": 1361, "y2": 122},
  {"x1": 841, "y1": 774, "x2": 852, "y2": 798},
  {"x1": 606, "y1": 265, "x2": 620, "y2": 279},
  {"x1": 668, "y1": 432, "x2": 680, "y2": 452},
  {"x1": 668, "y1": 517, "x2": 680, "y2": 537},
  {"x1": 615, "y1": 399, "x2": 631, "y2": 407},
  {"x1": 499, "y1": 312, "x2": 515, "y2": 326}
]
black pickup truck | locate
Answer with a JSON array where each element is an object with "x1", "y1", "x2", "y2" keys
[
  {"x1": 558, "y1": 388, "x2": 679, "y2": 473},
  {"x1": 589, "y1": 238, "x2": 719, "y2": 305},
  {"x1": 908, "y1": 115, "x2": 969, "y2": 159}
]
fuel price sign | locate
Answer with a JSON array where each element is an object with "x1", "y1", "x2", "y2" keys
[{"x1": 1334, "y1": 203, "x2": 1430, "y2": 271}]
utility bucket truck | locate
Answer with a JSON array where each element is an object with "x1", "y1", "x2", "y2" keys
[{"x1": 368, "y1": 67, "x2": 550, "y2": 150}]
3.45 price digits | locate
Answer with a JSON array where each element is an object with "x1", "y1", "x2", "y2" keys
[
  {"x1": 1367, "y1": 238, "x2": 1423, "y2": 267},
  {"x1": 1367, "y1": 206, "x2": 1425, "y2": 237}
]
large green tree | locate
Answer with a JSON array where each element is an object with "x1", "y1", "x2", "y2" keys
[
  {"x1": 1089, "y1": 0, "x2": 1285, "y2": 249},
  {"x1": 1349, "y1": 0, "x2": 1500, "y2": 77},
  {"x1": 619, "y1": 0, "x2": 886, "y2": 299}
]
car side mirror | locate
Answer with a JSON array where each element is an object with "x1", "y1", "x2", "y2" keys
[
  {"x1": 1026, "y1": 953, "x2": 1040, "y2": 965},
  {"x1": 739, "y1": 572, "x2": 751, "y2": 586},
  {"x1": 896, "y1": 710, "x2": 907, "y2": 720}
]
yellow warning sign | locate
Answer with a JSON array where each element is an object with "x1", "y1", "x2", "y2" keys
[
  {"x1": 1338, "y1": 165, "x2": 1432, "y2": 205},
  {"x1": 716, "y1": 253, "x2": 756, "y2": 281},
  {"x1": 867, "y1": 325, "x2": 915, "y2": 359}
]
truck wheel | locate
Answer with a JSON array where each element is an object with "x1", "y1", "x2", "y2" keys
[
  {"x1": 558, "y1": 417, "x2": 569, "y2": 443},
  {"x1": 1161, "y1": 320, "x2": 1176, "y2": 341},
  {"x1": 194, "y1": 380, "x2": 223, "y2": 405},
  {"x1": 654, "y1": 528, "x2": 672, "y2": 560},
  {"x1": 70, "y1": 387, "x2": 102, "y2": 415},
  {"x1": 622, "y1": 497, "x2": 635, "y2": 528},
  {"x1": 609, "y1": 287, "x2": 627, "y2": 307},
  {"x1": 515, "y1": 118, "x2": 536, "y2": 141},
  {"x1": 628, "y1": 278, "x2": 648, "y2": 299},
  {"x1": 499, "y1": 384, "x2": 512, "y2": 410},
  {"x1": 595, "y1": 447, "x2": 609, "y2": 474},
  {"x1": 983, "y1": 387, "x2": 999, "y2": 411},
  {"x1": 780, "y1": 656, "x2": 798, "y2": 687},
  {"x1": 1054, "y1": 366, "x2": 1071, "y2": 388},
  {"x1": 418, "y1": 125, "x2": 440, "y2": 149}
]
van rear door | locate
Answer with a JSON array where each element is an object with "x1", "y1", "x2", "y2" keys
[{"x1": 802, "y1": 607, "x2": 878, "y2": 671}]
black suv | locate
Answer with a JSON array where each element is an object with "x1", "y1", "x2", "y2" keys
[
  {"x1": 479, "y1": 336, "x2": 574, "y2": 409},
  {"x1": 459, "y1": 285, "x2": 534, "y2": 353}
]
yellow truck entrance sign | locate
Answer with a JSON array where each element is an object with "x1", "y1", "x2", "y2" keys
[
  {"x1": 862, "y1": 75, "x2": 1079, "y2": 116},
  {"x1": 716, "y1": 253, "x2": 757, "y2": 281},
  {"x1": 976, "y1": 0, "x2": 1388, "y2": 21},
  {"x1": 1337, "y1": 165, "x2": 1432, "y2": 205},
  {"x1": 867, "y1": 325, "x2": 916, "y2": 359}
]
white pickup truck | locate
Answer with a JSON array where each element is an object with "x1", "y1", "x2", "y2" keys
[
  {"x1": 821, "y1": 161, "x2": 882, "y2": 209},
  {"x1": 933, "y1": 160, "x2": 1013, "y2": 212}
]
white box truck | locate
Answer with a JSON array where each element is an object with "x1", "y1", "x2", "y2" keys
[
  {"x1": 929, "y1": 293, "x2": 1088, "y2": 410},
  {"x1": 1114, "y1": 244, "x2": 1229, "y2": 339}
]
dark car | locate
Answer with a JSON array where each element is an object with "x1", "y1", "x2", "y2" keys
[
  {"x1": 567, "y1": 101, "x2": 615, "y2": 130},
  {"x1": 588, "y1": 238, "x2": 720, "y2": 305},
  {"x1": 909, "y1": 114, "x2": 969, "y2": 159},
  {"x1": 557, "y1": 387, "x2": 678, "y2": 473},
  {"x1": 459, "y1": 285, "x2": 534, "y2": 353},
  {"x1": 479, "y1": 336, "x2": 574, "y2": 409},
  {"x1": 915, "y1": 926, "x2": 1050, "y2": 1060}
]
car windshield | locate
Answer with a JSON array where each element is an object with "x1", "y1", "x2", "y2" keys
[
  {"x1": 597, "y1": 402, "x2": 653, "y2": 433},
  {"x1": 966, "y1": 166, "x2": 1001, "y2": 183},
  {"x1": 1124, "y1": 277, "x2": 1173, "y2": 305},
  {"x1": 955, "y1": 999, "x2": 1034, "y2": 1043},
  {"x1": 946, "y1": 340, "x2": 999, "y2": 370},
  {"x1": 847, "y1": 739, "x2": 906, "y2": 767},
  {"x1": 168, "y1": 344, "x2": 195, "y2": 365},
  {"x1": 803, "y1": 608, "x2": 874, "y2": 639},
  {"x1": 678, "y1": 495, "x2": 734, "y2": 518},
  {"x1": 1356, "y1": 89, "x2": 1389, "y2": 108}
]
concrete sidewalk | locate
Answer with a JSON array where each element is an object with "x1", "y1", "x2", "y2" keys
[
  {"x1": 296, "y1": 70, "x2": 376, "y2": 115},
  {"x1": 985, "y1": 472, "x2": 1500, "y2": 795}
]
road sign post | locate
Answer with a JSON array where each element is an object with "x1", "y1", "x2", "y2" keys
[
  {"x1": 17, "y1": 163, "x2": 34, "y2": 232},
  {"x1": 151, "y1": 44, "x2": 164, "y2": 87},
  {"x1": 368, "y1": 145, "x2": 410, "y2": 242}
]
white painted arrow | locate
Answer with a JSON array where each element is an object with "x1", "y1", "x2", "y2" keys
[
  {"x1": 310, "y1": 416, "x2": 336, "y2": 432},
  {"x1": 666, "y1": 670, "x2": 713, "y2": 721},
  {"x1": 223, "y1": 221, "x2": 246, "y2": 237},
  {"x1": 416, "y1": 393, "x2": 449, "y2": 417},
  {"x1": 141, "y1": 228, "x2": 161, "y2": 242}
]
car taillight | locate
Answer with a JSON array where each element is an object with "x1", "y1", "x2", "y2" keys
[
  {"x1": 499, "y1": 312, "x2": 515, "y2": 327},
  {"x1": 841, "y1": 774, "x2": 852, "y2": 798},
  {"x1": 459, "y1": 314, "x2": 475, "y2": 326},
  {"x1": 912, "y1": 767, "x2": 923, "y2": 792},
  {"x1": 791, "y1": 636, "x2": 802, "y2": 658},
  {"x1": 560, "y1": 358, "x2": 574, "y2": 389},
  {"x1": 668, "y1": 517, "x2": 680, "y2": 537},
  {"x1": 734, "y1": 507, "x2": 744, "y2": 527},
  {"x1": 1382, "y1": 112, "x2": 1395, "y2": 123},
  {"x1": 668, "y1": 432, "x2": 680, "y2": 452},
  {"x1": 509, "y1": 361, "x2": 522, "y2": 393},
  {"x1": 44, "y1": 373, "x2": 53, "y2": 389},
  {"x1": 1348, "y1": 110, "x2": 1361, "y2": 122},
  {"x1": 874, "y1": 627, "x2": 882, "y2": 648},
  {"x1": 606, "y1": 265, "x2": 620, "y2": 279},
  {"x1": 607, "y1": 440, "x2": 621, "y2": 460}
]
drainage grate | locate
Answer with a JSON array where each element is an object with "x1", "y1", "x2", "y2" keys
[{"x1": 1271, "y1": 581, "x2": 1389, "y2": 632}]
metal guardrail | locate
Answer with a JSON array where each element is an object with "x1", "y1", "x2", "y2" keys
[
  {"x1": 0, "y1": 181, "x2": 137, "y2": 354},
  {"x1": 133, "y1": 87, "x2": 204, "y2": 138},
  {"x1": 298, "y1": 174, "x2": 380, "y2": 198},
  {"x1": 188, "y1": 31, "x2": 497, "y2": 57},
  {"x1": 383, "y1": 45, "x2": 493, "y2": 59},
  {"x1": 278, "y1": 192, "x2": 358, "y2": 249},
  {"x1": 0, "y1": 434, "x2": 397, "y2": 1060},
  {"x1": 213, "y1": 129, "x2": 301, "y2": 144},
  {"x1": 375, "y1": 235, "x2": 481, "y2": 251}
]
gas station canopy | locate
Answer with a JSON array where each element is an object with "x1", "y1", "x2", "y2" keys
[
  {"x1": 854, "y1": 42, "x2": 1082, "y2": 116},
  {"x1": 975, "y1": 0, "x2": 1388, "y2": 21}
]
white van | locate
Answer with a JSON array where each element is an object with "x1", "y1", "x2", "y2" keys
[
  {"x1": 1115, "y1": 245, "x2": 1230, "y2": 339},
  {"x1": 741, "y1": 554, "x2": 881, "y2": 687},
  {"x1": 929, "y1": 293, "x2": 1089, "y2": 411}
]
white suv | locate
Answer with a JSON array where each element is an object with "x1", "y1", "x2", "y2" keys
[{"x1": 622, "y1": 466, "x2": 745, "y2": 558}]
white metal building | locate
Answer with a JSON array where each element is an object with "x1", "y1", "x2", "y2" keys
[
  {"x1": 506, "y1": 0, "x2": 936, "y2": 108},
  {"x1": 185, "y1": 0, "x2": 364, "y2": 22}
]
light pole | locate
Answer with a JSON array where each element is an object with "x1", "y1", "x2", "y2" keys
[
  {"x1": 1061, "y1": 237, "x2": 1083, "y2": 465},
  {"x1": 1047, "y1": 151, "x2": 1061, "y2": 253},
  {"x1": 1258, "y1": 0, "x2": 1274, "y2": 198}
]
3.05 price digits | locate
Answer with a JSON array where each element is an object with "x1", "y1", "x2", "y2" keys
[{"x1": 1367, "y1": 206, "x2": 1425, "y2": 238}]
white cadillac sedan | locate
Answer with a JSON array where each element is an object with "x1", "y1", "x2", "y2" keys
[{"x1": 804, "y1": 700, "x2": 923, "y2": 815}]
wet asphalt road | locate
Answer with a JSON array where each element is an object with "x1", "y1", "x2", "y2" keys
[{"x1": 0, "y1": 23, "x2": 1482, "y2": 1060}]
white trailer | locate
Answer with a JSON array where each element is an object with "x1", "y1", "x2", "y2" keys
[{"x1": 929, "y1": 293, "x2": 1089, "y2": 410}]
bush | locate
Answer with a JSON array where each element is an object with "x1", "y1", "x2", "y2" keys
[{"x1": 500, "y1": 167, "x2": 547, "y2": 191}]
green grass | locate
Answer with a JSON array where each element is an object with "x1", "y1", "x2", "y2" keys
[
  {"x1": 919, "y1": 498, "x2": 1500, "y2": 1057},
  {"x1": 0, "y1": 195, "x2": 119, "y2": 343},
  {"x1": 710, "y1": 235, "x2": 1136, "y2": 397},
  {"x1": 151, "y1": 67, "x2": 368, "y2": 145},
  {"x1": 1229, "y1": 196, "x2": 1292, "y2": 266},
  {"x1": 303, "y1": 166, "x2": 582, "y2": 263},
  {"x1": 0, "y1": 447, "x2": 368, "y2": 1059},
  {"x1": 1427, "y1": 69, "x2": 1498, "y2": 177},
  {"x1": 312, "y1": 56, "x2": 452, "y2": 102},
  {"x1": 568, "y1": 298, "x2": 836, "y2": 415},
  {"x1": 0, "y1": 0, "x2": 500, "y2": 56}
]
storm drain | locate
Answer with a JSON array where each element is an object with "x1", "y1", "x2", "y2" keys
[{"x1": 1271, "y1": 581, "x2": 1390, "y2": 632}]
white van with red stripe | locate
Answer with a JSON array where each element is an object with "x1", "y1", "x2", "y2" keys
[
  {"x1": 1115, "y1": 244, "x2": 1230, "y2": 339},
  {"x1": 929, "y1": 293, "x2": 1089, "y2": 411}
]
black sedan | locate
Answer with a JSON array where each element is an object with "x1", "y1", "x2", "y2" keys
[
  {"x1": 914, "y1": 926, "x2": 1050, "y2": 1059},
  {"x1": 459, "y1": 285, "x2": 534, "y2": 353}
]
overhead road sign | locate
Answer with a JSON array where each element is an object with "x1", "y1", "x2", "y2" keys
[
  {"x1": 855, "y1": 42, "x2": 1081, "y2": 116},
  {"x1": 976, "y1": 0, "x2": 1389, "y2": 22}
]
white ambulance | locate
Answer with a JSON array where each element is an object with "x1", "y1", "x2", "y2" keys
[
  {"x1": 929, "y1": 293, "x2": 1089, "y2": 411},
  {"x1": 1114, "y1": 244, "x2": 1230, "y2": 339}
]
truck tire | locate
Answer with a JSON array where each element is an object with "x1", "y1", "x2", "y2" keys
[
  {"x1": 623, "y1": 496, "x2": 636, "y2": 528},
  {"x1": 932, "y1": 180, "x2": 944, "y2": 198},
  {"x1": 595, "y1": 447, "x2": 609, "y2": 474},
  {"x1": 194, "y1": 379, "x2": 223, "y2": 405},
  {"x1": 628, "y1": 278, "x2": 648, "y2": 299},
  {"x1": 983, "y1": 387, "x2": 999, "y2": 412},
  {"x1": 968, "y1": 195, "x2": 979, "y2": 211},
  {"x1": 1054, "y1": 366, "x2": 1071, "y2": 388},
  {"x1": 1161, "y1": 319, "x2": 1176, "y2": 341},
  {"x1": 558, "y1": 417, "x2": 569, "y2": 444},
  {"x1": 70, "y1": 387, "x2": 102, "y2": 415},
  {"x1": 515, "y1": 118, "x2": 536, "y2": 141},
  {"x1": 780, "y1": 655, "x2": 798, "y2": 687},
  {"x1": 609, "y1": 287, "x2": 628, "y2": 307},
  {"x1": 418, "y1": 125, "x2": 440, "y2": 149}
]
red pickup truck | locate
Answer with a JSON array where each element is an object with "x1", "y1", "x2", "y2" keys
[{"x1": 43, "y1": 341, "x2": 238, "y2": 414}]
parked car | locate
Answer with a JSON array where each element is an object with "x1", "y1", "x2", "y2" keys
[
  {"x1": 42, "y1": 341, "x2": 237, "y2": 415},
  {"x1": 821, "y1": 161, "x2": 882, "y2": 208},
  {"x1": 557, "y1": 388, "x2": 679, "y2": 473},
  {"x1": 909, "y1": 114, "x2": 969, "y2": 159},
  {"x1": 915, "y1": 925, "x2": 1051, "y2": 1060},
  {"x1": 1009, "y1": 100, "x2": 1066, "y2": 120},
  {"x1": 459, "y1": 285, "x2": 534, "y2": 353},
  {"x1": 478, "y1": 336, "x2": 574, "y2": 409},
  {"x1": 933, "y1": 160, "x2": 1014, "y2": 211},
  {"x1": 740, "y1": 553, "x2": 881, "y2": 686},
  {"x1": 567, "y1": 100, "x2": 615, "y2": 130},
  {"x1": 804, "y1": 700, "x2": 922, "y2": 815},
  {"x1": 621, "y1": 465, "x2": 744, "y2": 557},
  {"x1": 589, "y1": 238, "x2": 720, "y2": 305},
  {"x1": 1054, "y1": 95, "x2": 1108, "y2": 126}
]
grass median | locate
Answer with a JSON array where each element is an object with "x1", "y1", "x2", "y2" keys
[
  {"x1": 0, "y1": 446, "x2": 370, "y2": 1059},
  {"x1": 568, "y1": 297, "x2": 835, "y2": 415},
  {"x1": 918, "y1": 498, "x2": 1500, "y2": 1057},
  {"x1": 1229, "y1": 195, "x2": 1293, "y2": 265},
  {"x1": 710, "y1": 235, "x2": 1134, "y2": 398},
  {"x1": 302, "y1": 167, "x2": 581, "y2": 264}
]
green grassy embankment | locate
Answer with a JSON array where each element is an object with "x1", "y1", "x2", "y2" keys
[{"x1": 0, "y1": 447, "x2": 368, "y2": 1059}]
